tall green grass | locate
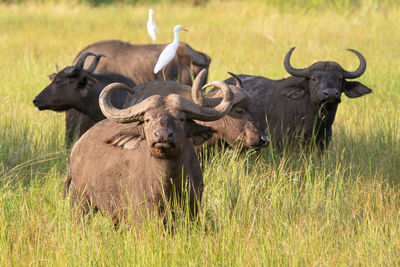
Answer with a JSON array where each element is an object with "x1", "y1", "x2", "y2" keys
[{"x1": 0, "y1": 1, "x2": 399, "y2": 265}]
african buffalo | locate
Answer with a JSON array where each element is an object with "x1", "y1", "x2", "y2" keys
[
  {"x1": 64, "y1": 76, "x2": 234, "y2": 226},
  {"x1": 33, "y1": 52, "x2": 136, "y2": 147},
  {"x1": 222, "y1": 47, "x2": 372, "y2": 150},
  {"x1": 75, "y1": 40, "x2": 211, "y2": 86},
  {"x1": 128, "y1": 70, "x2": 269, "y2": 150}
]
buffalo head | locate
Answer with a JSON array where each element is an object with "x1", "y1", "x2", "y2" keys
[
  {"x1": 283, "y1": 47, "x2": 371, "y2": 104},
  {"x1": 195, "y1": 72, "x2": 270, "y2": 149},
  {"x1": 33, "y1": 52, "x2": 105, "y2": 111},
  {"x1": 99, "y1": 73, "x2": 234, "y2": 159}
]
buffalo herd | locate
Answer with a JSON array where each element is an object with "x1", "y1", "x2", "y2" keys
[{"x1": 33, "y1": 36, "x2": 371, "y2": 226}]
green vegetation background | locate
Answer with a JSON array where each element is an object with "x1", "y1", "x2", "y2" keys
[{"x1": 0, "y1": 0, "x2": 399, "y2": 265}]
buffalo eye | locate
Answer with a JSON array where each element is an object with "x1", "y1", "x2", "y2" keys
[
  {"x1": 234, "y1": 107, "x2": 245, "y2": 115},
  {"x1": 171, "y1": 113, "x2": 185, "y2": 122},
  {"x1": 311, "y1": 77, "x2": 318, "y2": 83}
]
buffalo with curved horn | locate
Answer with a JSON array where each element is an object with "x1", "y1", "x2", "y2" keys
[
  {"x1": 284, "y1": 48, "x2": 367, "y2": 79},
  {"x1": 33, "y1": 52, "x2": 136, "y2": 147},
  {"x1": 220, "y1": 47, "x2": 372, "y2": 150},
  {"x1": 65, "y1": 75, "x2": 234, "y2": 226}
]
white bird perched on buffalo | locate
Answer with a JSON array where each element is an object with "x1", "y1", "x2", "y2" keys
[
  {"x1": 154, "y1": 25, "x2": 188, "y2": 80},
  {"x1": 147, "y1": 9, "x2": 157, "y2": 42}
]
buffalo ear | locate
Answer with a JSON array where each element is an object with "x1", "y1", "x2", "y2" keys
[
  {"x1": 78, "y1": 75, "x2": 98, "y2": 97},
  {"x1": 48, "y1": 73, "x2": 56, "y2": 81},
  {"x1": 344, "y1": 81, "x2": 372, "y2": 98},
  {"x1": 186, "y1": 120, "x2": 216, "y2": 146},
  {"x1": 103, "y1": 124, "x2": 145, "y2": 150},
  {"x1": 280, "y1": 86, "x2": 306, "y2": 100}
]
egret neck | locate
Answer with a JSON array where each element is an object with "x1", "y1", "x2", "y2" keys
[{"x1": 172, "y1": 26, "x2": 181, "y2": 46}]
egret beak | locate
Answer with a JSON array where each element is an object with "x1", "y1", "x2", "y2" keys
[{"x1": 182, "y1": 28, "x2": 188, "y2": 32}]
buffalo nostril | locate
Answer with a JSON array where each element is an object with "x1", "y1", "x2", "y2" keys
[
  {"x1": 167, "y1": 129, "x2": 174, "y2": 138},
  {"x1": 261, "y1": 134, "x2": 270, "y2": 144},
  {"x1": 322, "y1": 91, "x2": 329, "y2": 96},
  {"x1": 33, "y1": 98, "x2": 37, "y2": 105},
  {"x1": 153, "y1": 128, "x2": 174, "y2": 141}
]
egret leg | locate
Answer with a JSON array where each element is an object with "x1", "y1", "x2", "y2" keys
[{"x1": 162, "y1": 67, "x2": 166, "y2": 81}]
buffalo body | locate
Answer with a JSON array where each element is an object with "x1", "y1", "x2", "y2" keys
[
  {"x1": 75, "y1": 40, "x2": 211, "y2": 86},
  {"x1": 221, "y1": 48, "x2": 372, "y2": 150},
  {"x1": 65, "y1": 73, "x2": 234, "y2": 225}
]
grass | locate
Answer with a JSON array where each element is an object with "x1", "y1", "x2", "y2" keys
[{"x1": 0, "y1": 1, "x2": 400, "y2": 265}]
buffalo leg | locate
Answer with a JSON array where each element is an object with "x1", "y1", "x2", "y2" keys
[
  {"x1": 65, "y1": 109, "x2": 81, "y2": 148},
  {"x1": 68, "y1": 181, "x2": 94, "y2": 223},
  {"x1": 317, "y1": 127, "x2": 332, "y2": 151},
  {"x1": 65, "y1": 109, "x2": 96, "y2": 148}
]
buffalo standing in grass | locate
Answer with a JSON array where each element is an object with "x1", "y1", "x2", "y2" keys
[
  {"x1": 124, "y1": 70, "x2": 269, "y2": 150},
  {"x1": 33, "y1": 52, "x2": 136, "y2": 147},
  {"x1": 64, "y1": 75, "x2": 234, "y2": 226},
  {"x1": 222, "y1": 47, "x2": 372, "y2": 150},
  {"x1": 75, "y1": 40, "x2": 211, "y2": 86}
]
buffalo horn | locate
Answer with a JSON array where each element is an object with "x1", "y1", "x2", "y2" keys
[
  {"x1": 192, "y1": 70, "x2": 246, "y2": 108},
  {"x1": 87, "y1": 54, "x2": 106, "y2": 73},
  {"x1": 284, "y1": 47, "x2": 310, "y2": 77},
  {"x1": 100, "y1": 80, "x2": 234, "y2": 123},
  {"x1": 181, "y1": 80, "x2": 234, "y2": 121},
  {"x1": 227, "y1": 72, "x2": 243, "y2": 88},
  {"x1": 342, "y1": 49, "x2": 366, "y2": 79},
  {"x1": 191, "y1": 69, "x2": 208, "y2": 106},
  {"x1": 75, "y1": 52, "x2": 96, "y2": 70},
  {"x1": 99, "y1": 83, "x2": 163, "y2": 123}
]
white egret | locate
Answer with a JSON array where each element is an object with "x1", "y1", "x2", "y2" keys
[
  {"x1": 147, "y1": 9, "x2": 157, "y2": 42},
  {"x1": 153, "y1": 25, "x2": 188, "y2": 80}
]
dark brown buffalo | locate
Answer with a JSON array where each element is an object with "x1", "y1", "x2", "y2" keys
[
  {"x1": 128, "y1": 70, "x2": 269, "y2": 150},
  {"x1": 33, "y1": 52, "x2": 136, "y2": 147},
  {"x1": 75, "y1": 40, "x2": 211, "y2": 86},
  {"x1": 222, "y1": 47, "x2": 372, "y2": 150},
  {"x1": 64, "y1": 76, "x2": 234, "y2": 226}
]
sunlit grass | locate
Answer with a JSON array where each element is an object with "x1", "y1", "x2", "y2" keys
[{"x1": 0, "y1": 1, "x2": 399, "y2": 265}]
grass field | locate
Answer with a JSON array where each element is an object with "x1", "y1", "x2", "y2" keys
[{"x1": 0, "y1": 1, "x2": 400, "y2": 265}]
